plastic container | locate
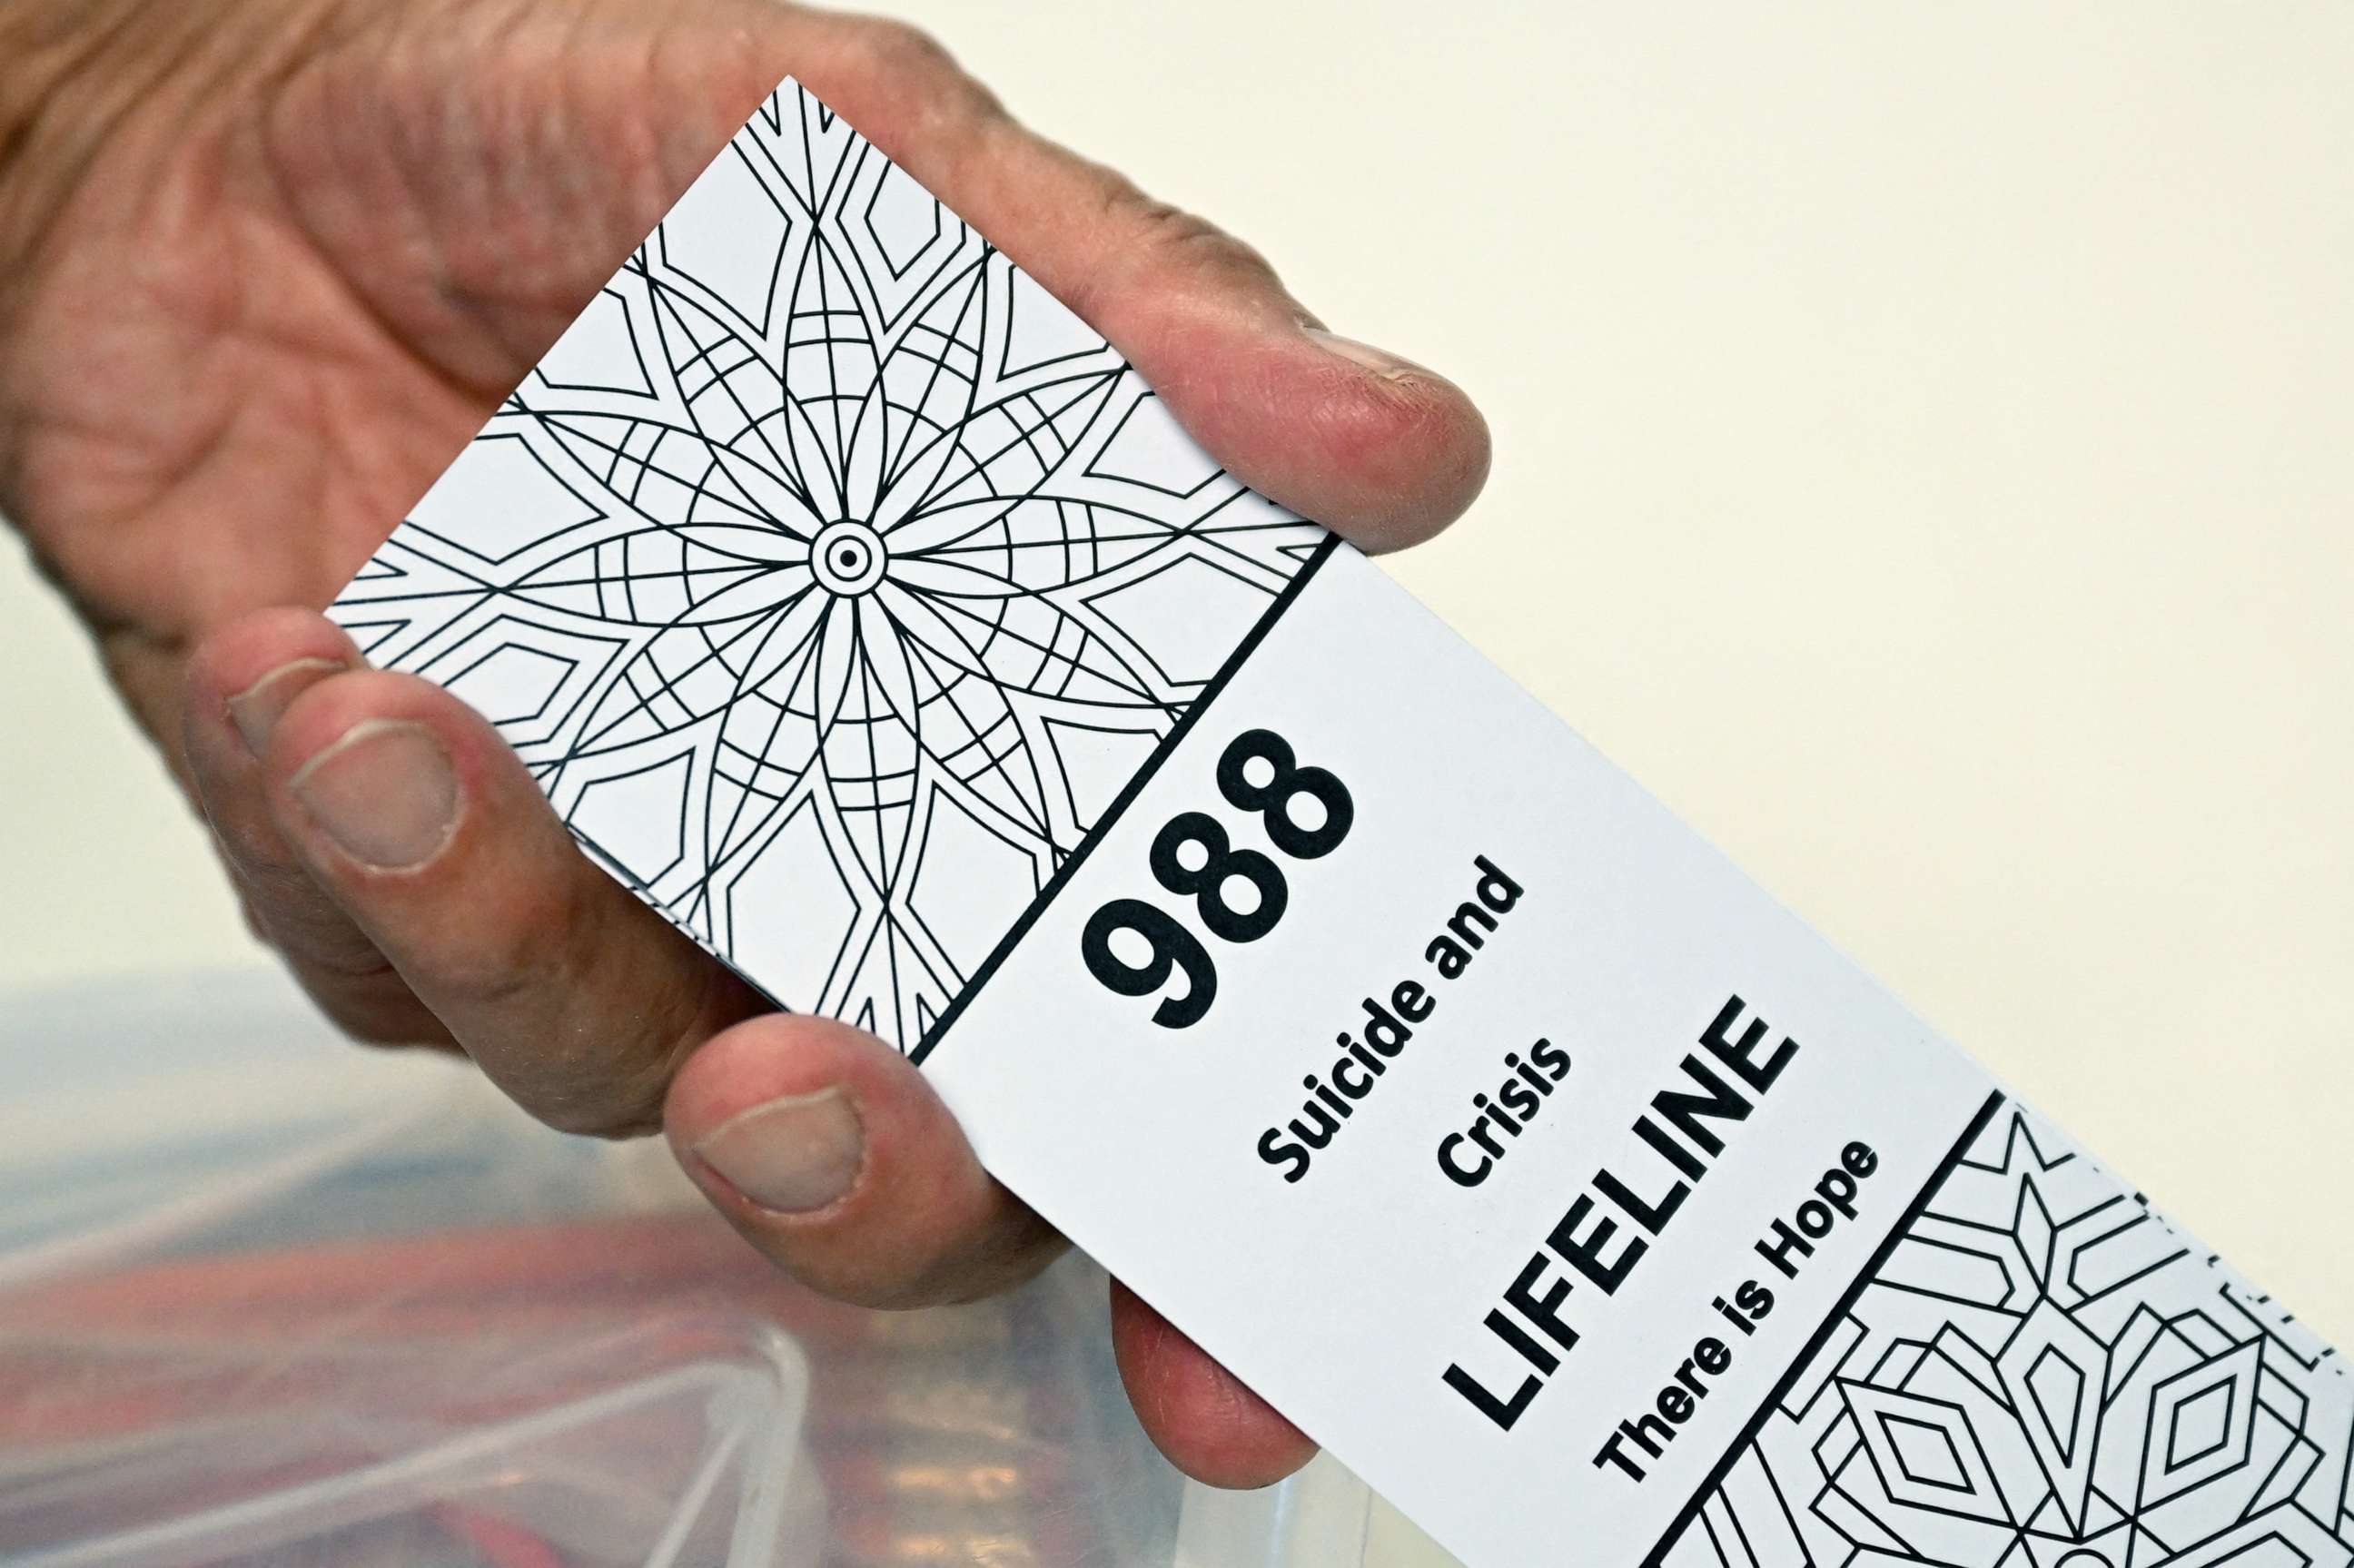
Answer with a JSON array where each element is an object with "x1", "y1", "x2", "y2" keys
[{"x1": 0, "y1": 970, "x2": 1377, "y2": 1567}]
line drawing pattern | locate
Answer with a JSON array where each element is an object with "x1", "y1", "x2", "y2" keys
[
  {"x1": 331, "y1": 83, "x2": 1324, "y2": 1049},
  {"x1": 1667, "y1": 1102, "x2": 2354, "y2": 1568}
]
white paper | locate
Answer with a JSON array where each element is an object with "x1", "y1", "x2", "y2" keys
[{"x1": 332, "y1": 81, "x2": 2354, "y2": 1568}]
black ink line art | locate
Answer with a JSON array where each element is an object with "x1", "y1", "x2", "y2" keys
[
  {"x1": 334, "y1": 84, "x2": 1324, "y2": 1049},
  {"x1": 1660, "y1": 1102, "x2": 2353, "y2": 1568}
]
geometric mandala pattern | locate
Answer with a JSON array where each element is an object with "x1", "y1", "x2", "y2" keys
[
  {"x1": 1663, "y1": 1100, "x2": 2354, "y2": 1568},
  {"x1": 331, "y1": 82, "x2": 1327, "y2": 1050}
]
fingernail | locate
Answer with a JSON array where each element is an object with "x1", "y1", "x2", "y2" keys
[
  {"x1": 227, "y1": 658, "x2": 347, "y2": 755},
  {"x1": 288, "y1": 719, "x2": 460, "y2": 870},
  {"x1": 1304, "y1": 328, "x2": 1427, "y2": 382},
  {"x1": 691, "y1": 1088, "x2": 865, "y2": 1214}
]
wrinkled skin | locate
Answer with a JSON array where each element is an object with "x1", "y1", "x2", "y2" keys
[{"x1": 0, "y1": 0, "x2": 1489, "y2": 1485}]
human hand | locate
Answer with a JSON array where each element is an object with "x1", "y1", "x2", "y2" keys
[{"x1": 0, "y1": 0, "x2": 1489, "y2": 1484}]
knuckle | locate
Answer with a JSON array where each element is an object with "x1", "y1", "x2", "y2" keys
[
  {"x1": 833, "y1": 16, "x2": 1004, "y2": 140},
  {"x1": 855, "y1": 17, "x2": 959, "y2": 84},
  {"x1": 308, "y1": 980, "x2": 450, "y2": 1050},
  {"x1": 441, "y1": 925, "x2": 534, "y2": 1003},
  {"x1": 223, "y1": 855, "x2": 383, "y2": 974},
  {"x1": 511, "y1": 1026, "x2": 673, "y2": 1139},
  {"x1": 213, "y1": 814, "x2": 289, "y2": 875},
  {"x1": 274, "y1": 915, "x2": 399, "y2": 981},
  {"x1": 1119, "y1": 193, "x2": 1280, "y2": 291},
  {"x1": 442, "y1": 893, "x2": 705, "y2": 1142},
  {"x1": 533, "y1": 975, "x2": 731, "y2": 1141},
  {"x1": 415, "y1": 864, "x2": 597, "y2": 1006},
  {"x1": 485, "y1": 1040, "x2": 667, "y2": 1141},
  {"x1": 324, "y1": 1004, "x2": 419, "y2": 1046}
]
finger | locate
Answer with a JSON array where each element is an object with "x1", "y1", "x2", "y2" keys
[
  {"x1": 286, "y1": 5, "x2": 1483, "y2": 549},
  {"x1": 767, "y1": 12, "x2": 1489, "y2": 553},
  {"x1": 665, "y1": 1013, "x2": 1063, "y2": 1309},
  {"x1": 256, "y1": 661, "x2": 767, "y2": 1136},
  {"x1": 182, "y1": 608, "x2": 451, "y2": 1047},
  {"x1": 1110, "y1": 1279, "x2": 1319, "y2": 1489}
]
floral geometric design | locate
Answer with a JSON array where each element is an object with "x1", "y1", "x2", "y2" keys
[
  {"x1": 331, "y1": 82, "x2": 1326, "y2": 1050},
  {"x1": 1662, "y1": 1100, "x2": 2354, "y2": 1568}
]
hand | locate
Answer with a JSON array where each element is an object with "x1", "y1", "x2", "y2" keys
[{"x1": 0, "y1": 0, "x2": 1489, "y2": 1484}]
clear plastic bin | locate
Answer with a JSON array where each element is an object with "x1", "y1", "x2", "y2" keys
[{"x1": 0, "y1": 971, "x2": 1380, "y2": 1568}]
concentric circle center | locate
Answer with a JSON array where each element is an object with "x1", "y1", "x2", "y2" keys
[{"x1": 811, "y1": 519, "x2": 889, "y2": 597}]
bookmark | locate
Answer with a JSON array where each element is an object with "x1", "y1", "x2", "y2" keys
[{"x1": 333, "y1": 81, "x2": 2351, "y2": 1568}]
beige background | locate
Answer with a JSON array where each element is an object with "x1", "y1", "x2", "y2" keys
[{"x1": 2, "y1": 5, "x2": 2348, "y2": 1560}]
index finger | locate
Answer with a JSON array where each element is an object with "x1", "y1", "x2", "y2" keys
[{"x1": 774, "y1": 9, "x2": 1492, "y2": 553}]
